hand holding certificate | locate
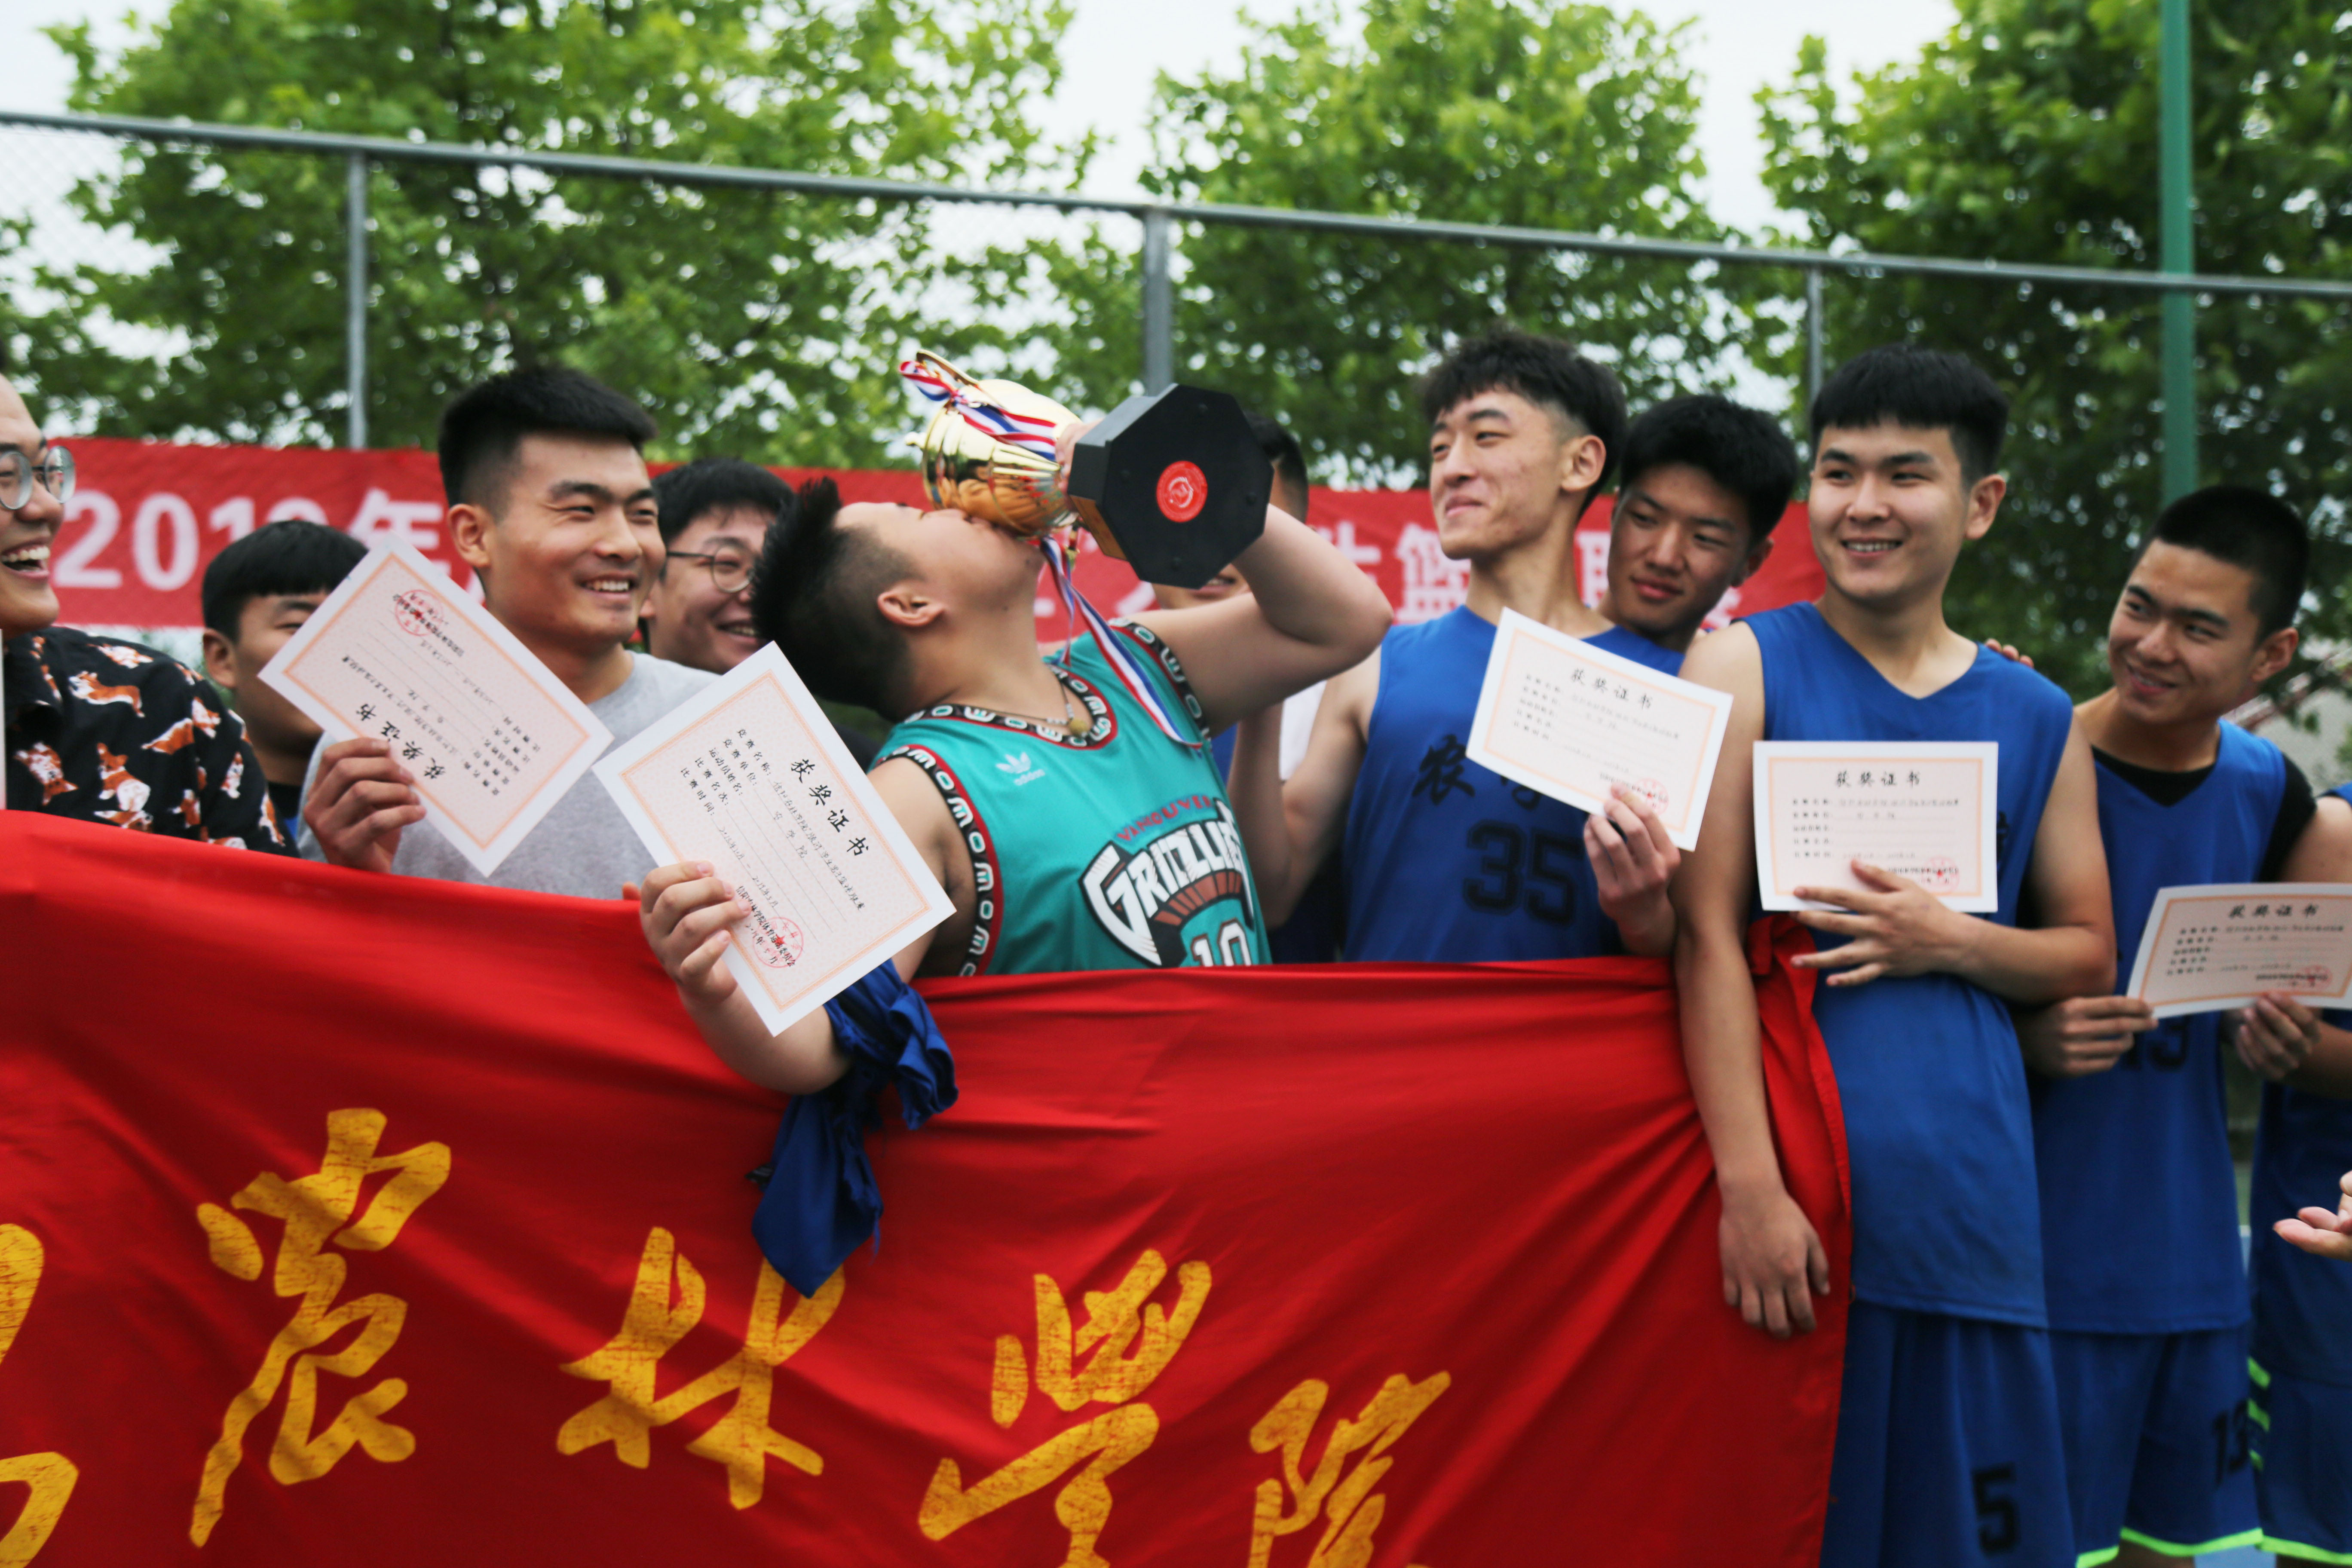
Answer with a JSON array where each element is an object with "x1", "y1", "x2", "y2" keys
[
  {"x1": 596, "y1": 643, "x2": 952, "y2": 1036},
  {"x1": 1464, "y1": 608, "x2": 1734, "y2": 850},
  {"x1": 1752, "y1": 742, "x2": 2000, "y2": 912},
  {"x1": 259, "y1": 540, "x2": 613, "y2": 873},
  {"x1": 2125, "y1": 884, "x2": 2352, "y2": 1019}
]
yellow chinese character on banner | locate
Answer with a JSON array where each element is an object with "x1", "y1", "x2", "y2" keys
[
  {"x1": 188, "y1": 1109, "x2": 450, "y2": 1547},
  {"x1": 920, "y1": 1248, "x2": 1212, "y2": 1568},
  {"x1": 558, "y1": 1226, "x2": 843, "y2": 1509},
  {"x1": 0, "y1": 1225, "x2": 77, "y2": 1567},
  {"x1": 1246, "y1": 1371, "x2": 1451, "y2": 1568}
]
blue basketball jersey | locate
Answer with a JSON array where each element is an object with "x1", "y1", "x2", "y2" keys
[
  {"x1": 1341, "y1": 608, "x2": 1680, "y2": 963},
  {"x1": 2032, "y1": 725, "x2": 2285, "y2": 1333},
  {"x1": 1750, "y1": 603, "x2": 2073, "y2": 1326},
  {"x1": 2251, "y1": 789, "x2": 2352, "y2": 1384}
]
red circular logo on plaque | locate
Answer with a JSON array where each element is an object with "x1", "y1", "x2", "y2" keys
[
  {"x1": 392, "y1": 589, "x2": 441, "y2": 637},
  {"x1": 749, "y1": 913, "x2": 805, "y2": 969},
  {"x1": 1156, "y1": 461, "x2": 1208, "y2": 523}
]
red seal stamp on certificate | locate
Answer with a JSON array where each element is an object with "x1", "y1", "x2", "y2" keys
[
  {"x1": 747, "y1": 910, "x2": 805, "y2": 969},
  {"x1": 1920, "y1": 855, "x2": 1960, "y2": 891},
  {"x1": 1155, "y1": 460, "x2": 1208, "y2": 523},
  {"x1": 392, "y1": 589, "x2": 442, "y2": 638}
]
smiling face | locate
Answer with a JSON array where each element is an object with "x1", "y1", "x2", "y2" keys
[
  {"x1": 2107, "y1": 540, "x2": 2296, "y2": 728},
  {"x1": 202, "y1": 592, "x2": 331, "y2": 768},
  {"x1": 1428, "y1": 389, "x2": 1603, "y2": 562},
  {"x1": 1807, "y1": 422, "x2": 2004, "y2": 613},
  {"x1": 641, "y1": 504, "x2": 771, "y2": 674},
  {"x1": 0, "y1": 381, "x2": 67, "y2": 640},
  {"x1": 453, "y1": 433, "x2": 661, "y2": 658},
  {"x1": 1607, "y1": 462, "x2": 1764, "y2": 642}
]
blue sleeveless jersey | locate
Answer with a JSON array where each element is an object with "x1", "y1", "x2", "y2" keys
[
  {"x1": 2251, "y1": 783, "x2": 2352, "y2": 1384},
  {"x1": 1750, "y1": 603, "x2": 2072, "y2": 1326},
  {"x1": 1341, "y1": 609, "x2": 1680, "y2": 962},
  {"x1": 2032, "y1": 725, "x2": 2285, "y2": 1332}
]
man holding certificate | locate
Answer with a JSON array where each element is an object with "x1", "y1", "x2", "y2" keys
[
  {"x1": 1672, "y1": 346, "x2": 2113, "y2": 1568},
  {"x1": 1262, "y1": 334, "x2": 1797, "y2": 962},
  {"x1": 299, "y1": 369, "x2": 715, "y2": 895}
]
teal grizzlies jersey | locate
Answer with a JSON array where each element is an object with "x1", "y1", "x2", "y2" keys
[{"x1": 882, "y1": 622, "x2": 1269, "y2": 977}]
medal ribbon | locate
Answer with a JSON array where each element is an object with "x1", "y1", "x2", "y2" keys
[
  {"x1": 1040, "y1": 533, "x2": 1203, "y2": 750},
  {"x1": 899, "y1": 359, "x2": 1061, "y2": 461}
]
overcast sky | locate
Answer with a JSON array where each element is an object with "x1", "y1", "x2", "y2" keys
[{"x1": 0, "y1": 0, "x2": 1956, "y2": 231}]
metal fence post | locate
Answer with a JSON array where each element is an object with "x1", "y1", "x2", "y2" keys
[
  {"x1": 2159, "y1": 0, "x2": 2198, "y2": 500},
  {"x1": 1140, "y1": 207, "x2": 1173, "y2": 394},
  {"x1": 1803, "y1": 266, "x2": 1825, "y2": 413},
  {"x1": 344, "y1": 151, "x2": 369, "y2": 449}
]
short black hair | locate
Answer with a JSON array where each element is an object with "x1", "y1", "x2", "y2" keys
[
  {"x1": 1244, "y1": 409, "x2": 1311, "y2": 511},
  {"x1": 652, "y1": 456, "x2": 794, "y2": 549},
  {"x1": 200, "y1": 519, "x2": 368, "y2": 637},
  {"x1": 748, "y1": 479, "x2": 915, "y2": 716},
  {"x1": 1809, "y1": 344, "x2": 2009, "y2": 482},
  {"x1": 435, "y1": 366, "x2": 658, "y2": 510},
  {"x1": 1618, "y1": 394, "x2": 1801, "y2": 543},
  {"x1": 1418, "y1": 328, "x2": 1627, "y2": 496},
  {"x1": 2139, "y1": 484, "x2": 2311, "y2": 636}
]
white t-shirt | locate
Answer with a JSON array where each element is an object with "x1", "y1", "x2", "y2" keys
[{"x1": 300, "y1": 652, "x2": 715, "y2": 900}]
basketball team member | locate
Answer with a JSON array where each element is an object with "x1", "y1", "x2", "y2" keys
[
  {"x1": 1593, "y1": 392, "x2": 1798, "y2": 658},
  {"x1": 2249, "y1": 788, "x2": 2352, "y2": 1563},
  {"x1": 636, "y1": 456, "x2": 1390, "y2": 1067},
  {"x1": 2021, "y1": 487, "x2": 2325, "y2": 1567},
  {"x1": 1264, "y1": 334, "x2": 1779, "y2": 957},
  {"x1": 1672, "y1": 345, "x2": 2113, "y2": 1566}
]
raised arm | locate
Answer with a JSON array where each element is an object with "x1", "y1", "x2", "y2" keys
[
  {"x1": 1130, "y1": 506, "x2": 1392, "y2": 732},
  {"x1": 1793, "y1": 715, "x2": 2114, "y2": 1004},
  {"x1": 1672, "y1": 625, "x2": 1829, "y2": 1338},
  {"x1": 634, "y1": 756, "x2": 959, "y2": 1092}
]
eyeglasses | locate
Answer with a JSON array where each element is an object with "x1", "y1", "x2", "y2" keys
[
  {"x1": 668, "y1": 548, "x2": 753, "y2": 594},
  {"x1": 0, "y1": 447, "x2": 73, "y2": 512}
]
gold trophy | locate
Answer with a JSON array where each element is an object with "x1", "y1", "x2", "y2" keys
[{"x1": 900, "y1": 350, "x2": 1270, "y2": 591}]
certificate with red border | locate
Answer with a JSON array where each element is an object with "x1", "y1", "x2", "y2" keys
[
  {"x1": 1464, "y1": 608, "x2": 1733, "y2": 851},
  {"x1": 258, "y1": 540, "x2": 612, "y2": 874},
  {"x1": 2125, "y1": 882, "x2": 2352, "y2": 1019},
  {"x1": 594, "y1": 643, "x2": 952, "y2": 1035},
  {"x1": 1752, "y1": 741, "x2": 2001, "y2": 913}
]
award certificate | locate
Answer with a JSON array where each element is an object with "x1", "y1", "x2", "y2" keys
[
  {"x1": 2124, "y1": 883, "x2": 2352, "y2": 1019},
  {"x1": 259, "y1": 540, "x2": 612, "y2": 874},
  {"x1": 594, "y1": 643, "x2": 952, "y2": 1035},
  {"x1": 1464, "y1": 608, "x2": 1733, "y2": 850},
  {"x1": 1753, "y1": 741, "x2": 2001, "y2": 913}
]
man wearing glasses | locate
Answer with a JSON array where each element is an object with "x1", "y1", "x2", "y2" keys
[
  {"x1": 0, "y1": 375, "x2": 288, "y2": 849},
  {"x1": 643, "y1": 456, "x2": 877, "y2": 764}
]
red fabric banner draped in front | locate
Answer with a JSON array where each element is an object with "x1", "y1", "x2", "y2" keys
[
  {"x1": 0, "y1": 815, "x2": 1850, "y2": 1566},
  {"x1": 42, "y1": 436, "x2": 1826, "y2": 641}
]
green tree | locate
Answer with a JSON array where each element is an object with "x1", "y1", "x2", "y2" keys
[
  {"x1": 22, "y1": 0, "x2": 1075, "y2": 461},
  {"x1": 1081, "y1": 0, "x2": 1725, "y2": 484},
  {"x1": 1758, "y1": 1, "x2": 2352, "y2": 697}
]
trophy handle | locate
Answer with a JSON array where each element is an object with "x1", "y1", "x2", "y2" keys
[{"x1": 911, "y1": 349, "x2": 993, "y2": 404}]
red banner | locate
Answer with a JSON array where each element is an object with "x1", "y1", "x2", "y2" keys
[
  {"x1": 0, "y1": 815, "x2": 1849, "y2": 1565},
  {"x1": 44, "y1": 437, "x2": 1822, "y2": 642}
]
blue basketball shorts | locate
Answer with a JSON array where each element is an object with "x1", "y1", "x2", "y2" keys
[
  {"x1": 1822, "y1": 1300, "x2": 2073, "y2": 1568},
  {"x1": 2252, "y1": 1358, "x2": 2352, "y2": 1563},
  {"x1": 2047, "y1": 1325, "x2": 2259, "y2": 1564}
]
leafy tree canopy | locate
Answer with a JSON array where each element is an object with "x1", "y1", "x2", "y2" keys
[
  {"x1": 1758, "y1": 0, "x2": 2352, "y2": 695},
  {"x1": 25, "y1": 0, "x2": 1076, "y2": 460}
]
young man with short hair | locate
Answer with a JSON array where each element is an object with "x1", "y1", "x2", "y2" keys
[
  {"x1": 633, "y1": 451, "x2": 1390, "y2": 1082},
  {"x1": 2020, "y1": 486, "x2": 2340, "y2": 1567},
  {"x1": 642, "y1": 456, "x2": 793, "y2": 677},
  {"x1": 1673, "y1": 344, "x2": 2114, "y2": 1566},
  {"x1": 200, "y1": 518, "x2": 369, "y2": 841},
  {"x1": 1258, "y1": 329, "x2": 1683, "y2": 958},
  {"x1": 3, "y1": 375, "x2": 287, "y2": 851},
  {"x1": 1596, "y1": 392, "x2": 1800, "y2": 656},
  {"x1": 302, "y1": 367, "x2": 715, "y2": 897}
]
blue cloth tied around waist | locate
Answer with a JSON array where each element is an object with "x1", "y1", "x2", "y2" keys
[{"x1": 748, "y1": 962, "x2": 956, "y2": 1296}]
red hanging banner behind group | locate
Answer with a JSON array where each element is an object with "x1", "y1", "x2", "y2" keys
[{"x1": 0, "y1": 815, "x2": 1850, "y2": 1565}]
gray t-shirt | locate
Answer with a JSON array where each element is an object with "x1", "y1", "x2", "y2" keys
[{"x1": 301, "y1": 652, "x2": 716, "y2": 900}]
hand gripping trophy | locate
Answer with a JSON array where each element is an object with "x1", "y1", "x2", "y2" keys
[{"x1": 898, "y1": 352, "x2": 1277, "y2": 747}]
